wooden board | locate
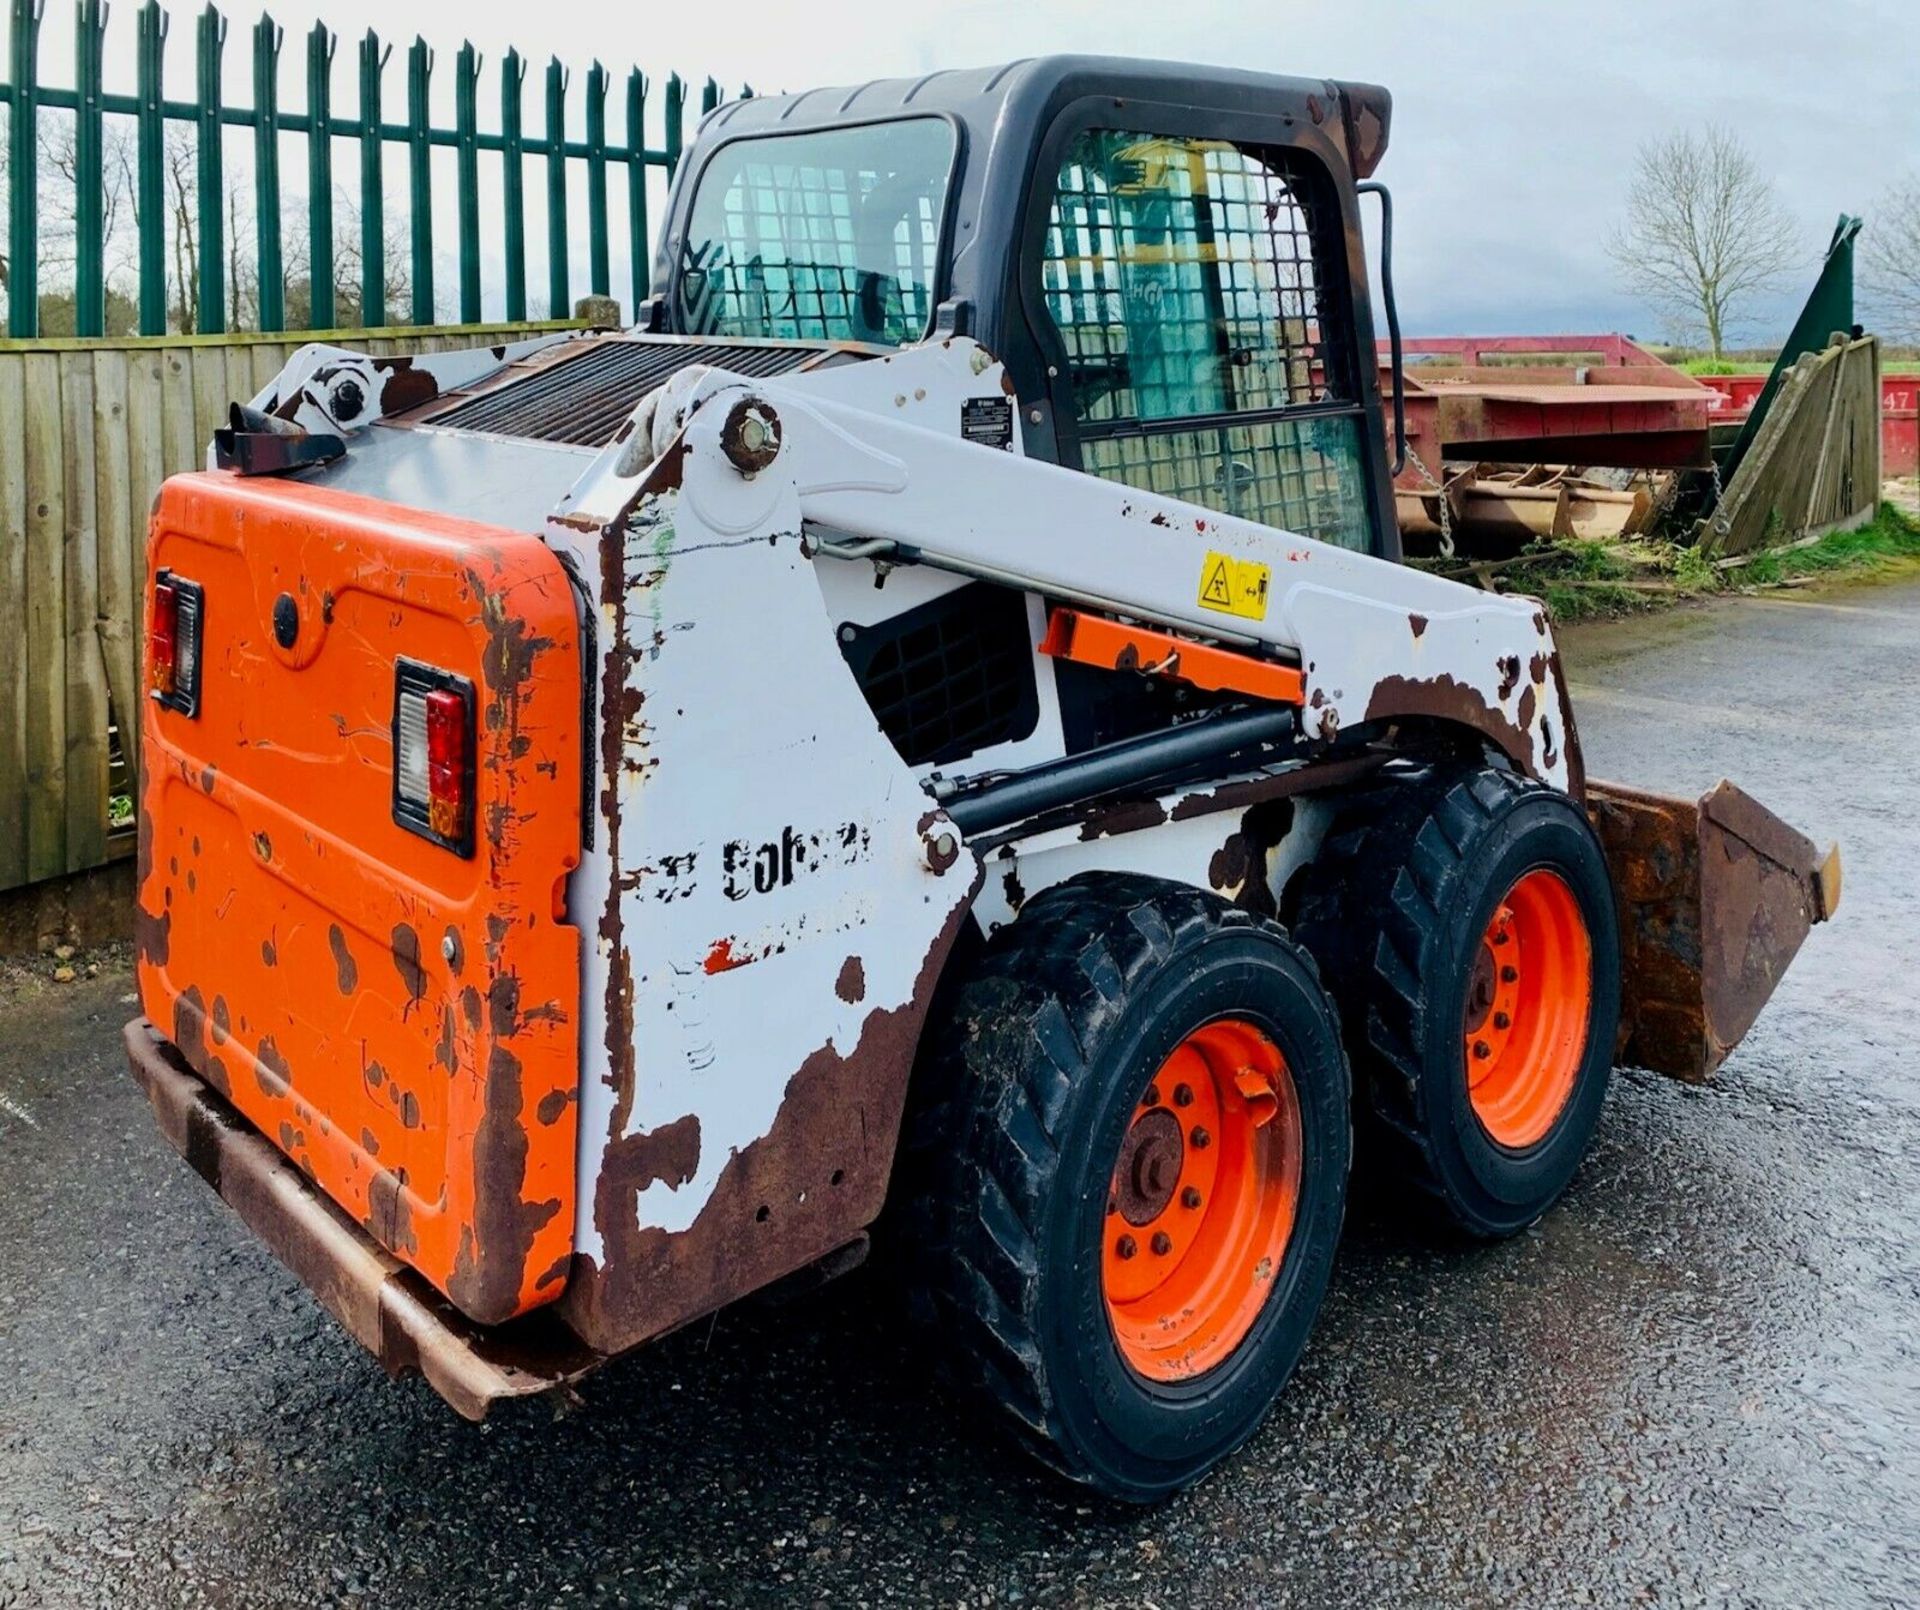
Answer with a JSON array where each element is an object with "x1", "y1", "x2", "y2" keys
[{"x1": 0, "y1": 321, "x2": 579, "y2": 894}]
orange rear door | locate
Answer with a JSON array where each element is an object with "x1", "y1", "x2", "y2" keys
[{"x1": 135, "y1": 471, "x2": 583, "y2": 1325}]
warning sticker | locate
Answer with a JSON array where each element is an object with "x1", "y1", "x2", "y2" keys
[{"x1": 1197, "y1": 551, "x2": 1272, "y2": 621}]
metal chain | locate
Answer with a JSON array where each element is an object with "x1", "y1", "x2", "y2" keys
[{"x1": 1404, "y1": 440, "x2": 1455, "y2": 557}]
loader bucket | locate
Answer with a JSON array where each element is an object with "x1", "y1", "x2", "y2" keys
[{"x1": 1587, "y1": 780, "x2": 1841, "y2": 1083}]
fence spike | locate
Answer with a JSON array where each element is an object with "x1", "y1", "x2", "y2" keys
[
  {"x1": 627, "y1": 66, "x2": 650, "y2": 320},
  {"x1": 358, "y1": 29, "x2": 386, "y2": 327},
  {"x1": 455, "y1": 40, "x2": 482, "y2": 322},
  {"x1": 307, "y1": 20, "x2": 336, "y2": 329},
  {"x1": 194, "y1": 4, "x2": 228, "y2": 334},
  {"x1": 134, "y1": 0, "x2": 168, "y2": 334},
  {"x1": 407, "y1": 36, "x2": 435, "y2": 324},
  {"x1": 545, "y1": 55, "x2": 570, "y2": 319},
  {"x1": 74, "y1": 0, "x2": 110, "y2": 336},
  {"x1": 7, "y1": 0, "x2": 46, "y2": 337},
  {"x1": 252, "y1": 13, "x2": 285, "y2": 331}
]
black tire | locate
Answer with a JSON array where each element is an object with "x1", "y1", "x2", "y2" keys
[
  {"x1": 1290, "y1": 767, "x2": 1620, "y2": 1238},
  {"x1": 901, "y1": 872, "x2": 1351, "y2": 1502}
]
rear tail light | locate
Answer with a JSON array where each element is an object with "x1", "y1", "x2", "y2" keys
[
  {"x1": 393, "y1": 660, "x2": 475, "y2": 856},
  {"x1": 148, "y1": 571, "x2": 203, "y2": 716}
]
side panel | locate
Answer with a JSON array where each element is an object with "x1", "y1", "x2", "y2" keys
[
  {"x1": 551, "y1": 451, "x2": 977, "y2": 1358},
  {"x1": 135, "y1": 473, "x2": 582, "y2": 1325}
]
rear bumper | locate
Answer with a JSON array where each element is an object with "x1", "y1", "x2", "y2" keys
[{"x1": 125, "y1": 1018, "x2": 601, "y2": 1419}]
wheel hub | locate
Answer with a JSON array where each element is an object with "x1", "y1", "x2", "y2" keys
[
  {"x1": 1463, "y1": 872, "x2": 1592, "y2": 1150},
  {"x1": 1102, "y1": 1019, "x2": 1304, "y2": 1382},
  {"x1": 1116, "y1": 1108, "x2": 1184, "y2": 1225}
]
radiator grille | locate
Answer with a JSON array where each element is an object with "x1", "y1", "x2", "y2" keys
[
  {"x1": 838, "y1": 583, "x2": 1039, "y2": 768},
  {"x1": 427, "y1": 339, "x2": 822, "y2": 447}
]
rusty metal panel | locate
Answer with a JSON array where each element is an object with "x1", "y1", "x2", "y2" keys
[
  {"x1": 134, "y1": 473, "x2": 583, "y2": 1325},
  {"x1": 1588, "y1": 779, "x2": 1839, "y2": 1083}
]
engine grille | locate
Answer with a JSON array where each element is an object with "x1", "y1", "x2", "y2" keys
[
  {"x1": 838, "y1": 583, "x2": 1039, "y2": 768},
  {"x1": 427, "y1": 339, "x2": 822, "y2": 448}
]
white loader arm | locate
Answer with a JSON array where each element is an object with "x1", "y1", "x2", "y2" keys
[{"x1": 641, "y1": 341, "x2": 1578, "y2": 792}]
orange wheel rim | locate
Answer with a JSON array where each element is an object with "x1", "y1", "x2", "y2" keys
[
  {"x1": 1102, "y1": 1019, "x2": 1303, "y2": 1382},
  {"x1": 1463, "y1": 868, "x2": 1593, "y2": 1150}
]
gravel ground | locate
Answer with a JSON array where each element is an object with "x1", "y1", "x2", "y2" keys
[{"x1": 1, "y1": 578, "x2": 1915, "y2": 1608}]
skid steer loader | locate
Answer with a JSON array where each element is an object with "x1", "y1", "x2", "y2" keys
[{"x1": 125, "y1": 57, "x2": 1840, "y2": 1500}]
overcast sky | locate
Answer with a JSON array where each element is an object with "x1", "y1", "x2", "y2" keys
[{"x1": 28, "y1": 0, "x2": 1920, "y2": 341}]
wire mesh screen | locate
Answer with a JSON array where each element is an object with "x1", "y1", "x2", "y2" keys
[
  {"x1": 1044, "y1": 133, "x2": 1350, "y2": 426},
  {"x1": 677, "y1": 121, "x2": 954, "y2": 345},
  {"x1": 1083, "y1": 416, "x2": 1372, "y2": 551},
  {"x1": 1043, "y1": 129, "x2": 1373, "y2": 552}
]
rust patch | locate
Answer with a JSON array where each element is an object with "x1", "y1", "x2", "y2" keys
[
  {"x1": 399, "y1": 1089, "x2": 421, "y2": 1129},
  {"x1": 199, "y1": 763, "x2": 217, "y2": 794},
  {"x1": 390, "y1": 923, "x2": 428, "y2": 1007},
  {"x1": 445, "y1": 970, "x2": 564, "y2": 1324},
  {"x1": 434, "y1": 1004, "x2": 459, "y2": 1074},
  {"x1": 835, "y1": 955, "x2": 866, "y2": 1004},
  {"x1": 328, "y1": 923, "x2": 359, "y2": 995},
  {"x1": 172, "y1": 985, "x2": 229, "y2": 1097},
  {"x1": 536, "y1": 1088, "x2": 573, "y2": 1126},
  {"x1": 1208, "y1": 832, "x2": 1252, "y2": 894},
  {"x1": 1363, "y1": 673, "x2": 1539, "y2": 780},
  {"x1": 1496, "y1": 655, "x2": 1522, "y2": 702},
  {"x1": 210, "y1": 995, "x2": 231, "y2": 1047},
  {"x1": 367, "y1": 1166, "x2": 420, "y2": 1256},
  {"x1": 375, "y1": 356, "x2": 440, "y2": 415},
  {"x1": 261, "y1": 935, "x2": 277, "y2": 968},
  {"x1": 361, "y1": 1126, "x2": 381, "y2": 1156},
  {"x1": 598, "y1": 1112, "x2": 702, "y2": 1200},
  {"x1": 256, "y1": 1035, "x2": 292, "y2": 1096},
  {"x1": 1409, "y1": 612, "x2": 1429, "y2": 640},
  {"x1": 563, "y1": 882, "x2": 979, "y2": 1356},
  {"x1": 135, "y1": 904, "x2": 171, "y2": 969},
  {"x1": 252, "y1": 830, "x2": 272, "y2": 862},
  {"x1": 1076, "y1": 796, "x2": 1170, "y2": 841}
]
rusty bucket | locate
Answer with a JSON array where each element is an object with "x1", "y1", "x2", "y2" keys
[{"x1": 1587, "y1": 780, "x2": 1841, "y2": 1083}]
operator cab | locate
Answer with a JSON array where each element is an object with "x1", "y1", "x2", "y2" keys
[{"x1": 655, "y1": 56, "x2": 1399, "y2": 563}]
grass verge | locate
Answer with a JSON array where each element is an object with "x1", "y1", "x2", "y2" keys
[{"x1": 1534, "y1": 500, "x2": 1920, "y2": 623}]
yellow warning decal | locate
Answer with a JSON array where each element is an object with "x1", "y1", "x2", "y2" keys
[{"x1": 1197, "y1": 551, "x2": 1271, "y2": 621}]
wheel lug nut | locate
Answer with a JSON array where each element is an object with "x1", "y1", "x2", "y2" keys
[
  {"x1": 1151, "y1": 1232, "x2": 1173, "y2": 1256},
  {"x1": 1472, "y1": 1040, "x2": 1491, "y2": 1060},
  {"x1": 1173, "y1": 1083, "x2": 1194, "y2": 1107},
  {"x1": 1493, "y1": 1011, "x2": 1511, "y2": 1030},
  {"x1": 1181, "y1": 1186, "x2": 1202, "y2": 1209},
  {"x1": 1115, "y1": 1235, "x2": 1137, "y2": 1260},
  {"x1": 1493, "y1": 930, "x2": 1510, "y2": 946},
  {"x1": 1143, "y1": 1083, "x2": 1162, "y2": 1107},
  {"x1": 1500, "y1": 964, "x2": 1519, "y2": 982},
  {"x1": 1190, "y1": 1125, "x2": 1211, "y2": 1149}
]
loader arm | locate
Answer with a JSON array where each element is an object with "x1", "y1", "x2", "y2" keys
[{"x1": 641, "y1": 344, "x2": 1578, "y2": 792}]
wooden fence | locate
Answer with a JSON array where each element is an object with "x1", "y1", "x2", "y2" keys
[
  {"x1": 0, "y1": 318, "x2": 583, "y2": 895},
  {"x1": 1696, "y1": 334, "x2": 1884, "y2": 559}
]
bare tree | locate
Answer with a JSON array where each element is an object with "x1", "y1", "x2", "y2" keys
[
  {"x1": 1862, "y1": 173, "x2": 1920, "y2": 344},
  {"x1": 1609, "y1": 125, "x2": 1802, "y2": 357}
]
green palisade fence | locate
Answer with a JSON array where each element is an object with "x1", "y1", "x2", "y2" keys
[{"x1": 2, "y1": 0, "x2": 736, "y2": 339}]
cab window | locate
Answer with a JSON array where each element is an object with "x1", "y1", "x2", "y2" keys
[
  {"x1": 1041, "y1": 129, "x2": 1373, "y2": 551},
  {"x1": 676, "y1": 119, "x2": 954, "y2": 346}
]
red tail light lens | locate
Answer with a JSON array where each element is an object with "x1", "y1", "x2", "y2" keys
[
  {"x1": 425, "y1": 689, "x2": 469, "y2": 841},
  {"x1": 393, "y1": 660, "x2": 475, "y2": 856},
  {"x1": 148, "y1": 582, "x2": 178, "y2": 698},
  {"x1": 148, "y1": 571, "x2": 203, "y2": 716}
]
